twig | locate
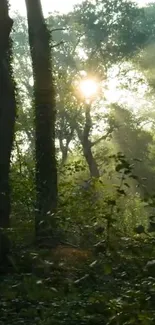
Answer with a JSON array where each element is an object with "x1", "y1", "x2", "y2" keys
[
  {"x1": 51, "y1": 28, "x2": 67, "y2": 32},
  {"x1": 52, "y1": 40, "x2": 64, "y2": 48}
]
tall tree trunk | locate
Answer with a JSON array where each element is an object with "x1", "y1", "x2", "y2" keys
[
  {"x1": 76, "y1": 103, "x2": 100, "y2": 178},
  {"x1": 0, "y1": 0, "x2": 16, "y2": 264},
  {"x1": 25, "y1": 0, "x2": 57, "y2": 239}
]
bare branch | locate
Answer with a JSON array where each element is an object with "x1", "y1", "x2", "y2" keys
[
  {"x1": 51, "y1": 40, "x2": 64, "y2": 48},
  {"x1": 90, "y1": 129, "x2": 112, "y2": 148},
  {"x1": 71, "y1": 33, "x2": 85, "y2": 56},
  {"x1": 51, "y1": 28, "x2": 67, "y2": 33}
]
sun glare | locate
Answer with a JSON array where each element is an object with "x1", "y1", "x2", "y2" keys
[{"x1": 79, "y1": 79, "x2": 98, "y2": 99}]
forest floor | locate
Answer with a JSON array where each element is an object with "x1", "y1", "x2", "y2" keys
[{"x1": 0, "y1": 236, "x2": 155, "y2": 325}]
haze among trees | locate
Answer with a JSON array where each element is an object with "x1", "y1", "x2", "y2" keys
[{"x1": 1, "y1": 0, "x2": 155, "y2": 324}]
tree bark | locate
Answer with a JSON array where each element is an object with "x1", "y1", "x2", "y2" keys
[
  {"x1": 76, "y1": 103, "x2": 100, "y2": 178},
  {"x1": 25, "y1": 0, "x2": 57, "y2": 239}
]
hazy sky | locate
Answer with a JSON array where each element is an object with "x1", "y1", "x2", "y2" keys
[
  {"x1": 10, "y1": 0, "x2": 84, "y2": 16},
  {"x1": 9, "y1": 0, "x2": 155, "y2": 17}
]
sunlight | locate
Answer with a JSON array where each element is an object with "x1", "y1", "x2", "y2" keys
[{"x1": 79, "y1": 79, "x2": 98, "y2": 99}]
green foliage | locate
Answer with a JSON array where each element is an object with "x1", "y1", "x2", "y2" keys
[
  {"x1": 1, "y1": 236, "x2": 155, "y2": 325},
  {"x1": 74, "y1": 0, "x2": 147, "y2": 69}
]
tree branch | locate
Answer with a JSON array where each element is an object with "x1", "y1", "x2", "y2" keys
[
  {"x1": 75, "y1": 125, "x2": 83, "y2": 143},
  {"x1": 52, "y1": 40, "x2": 64, "y2": 48},
  {"x1": 90, "y1": 129, "x2": 112, "y2": 148},
  {"x1": 71, "y1": 33, "x2": 85, "y2": 56},
  {"x1": 51, "y1": 28, "x2": 66, "y2": 33}
]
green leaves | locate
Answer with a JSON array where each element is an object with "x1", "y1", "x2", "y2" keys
[{"x1": 115, "y1": 160, "x2": 130, "y2": 172}]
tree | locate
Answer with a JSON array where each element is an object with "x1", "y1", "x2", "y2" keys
[
  {"x1": 137, "y1": 3, "x2": 155, "y2": 89},
  {"x1": 110, "y1": 104, "x2": 155, "y2": 195},
  {"x1": 74, "y1": 0, "x2": 147, "y2": 69},
  {"x1": 11, "y1": 14, "x2": 34, "y2": 147},
  {"x1": 25, "y1": 0, "x2": 57, "y2": 239},
  {"x1": 13, "y1": 1, "x2": 155, "y2": 182},
  {"x1": 74, "y1": 101, "x2": 99, "y2": 178},
  {"x1": 0, "y1": 0, "x2": 17, "y2": 264}
]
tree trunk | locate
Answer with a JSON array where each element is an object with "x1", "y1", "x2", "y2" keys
[
  {"x1": 83, "y1": 140, "x2": 100, "y2": 178},
  {"x1": 76, "y1": 103, "x2": 100, "y2": 178},
  {"x1": 60, "y1": 143, "x2": 68, "y2": 166},
  {"x1": 59, "y1": 129, "x2": 74, "y2": 167},
  {"x1": 25, "y1": 0, "x2": 57, "y2": 239},
  {"x1": 0, "y1": 0, "x2": 16, "y2": 265}
]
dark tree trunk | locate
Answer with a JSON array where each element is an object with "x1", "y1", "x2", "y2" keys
[
  {"x1": 76, "y1": 103, "x2": 100, "y2": 178},
  {"x1": 0, "y1": 0, "x2": 16, "y2": 265},
  {"x1": 83, "y1": 140, "x2": 100, "y2": 178},
  {"x1": 25, "y1": 0, "x2": 57, "y2": 239}
]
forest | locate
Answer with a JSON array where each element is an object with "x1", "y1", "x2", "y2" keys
[{"x1": 1, "y1": 0, "x2": 155, "y2": 324}]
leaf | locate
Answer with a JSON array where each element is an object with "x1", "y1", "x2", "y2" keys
[
  {"x1": 36, "y1": 280, "x2": 43, "y2": 284},
  {"x1": 134, "y1": 225, "x2": 145, "y2": 234},
  {"x1": 12, "y1": 283, "x2": 21, "y2": 288},
  {"x1": 117, "y1": 189, "x2": 126, "y2": 196},
  {"x1": 129, "y1": 175, "x2": 139, "y2": 180},
  {"x1": 109, "y1": 154, "x2": 116, "y2": 159},
  {"x1": 119, "y1": 159, "x2": 130, "y2": 168},
  {"x1": 117, "y1": 152, "x2": 125, "y2": 158},
  {"x1": 39, "y1": 220, "x2": 44, "y2": 225},
  {"x1": 89, "y1": 260, "x2": 98, "y2": 268},
  {"x1": 147, "y1": 203, "x2": 155, "y2": 207},
  {"x1": 74, "y1": 274, "x2": 89, "y2": 284},
  {"x1": 133, "y1": 158, "x2": 142, "y2": 162},
  {"x1": 51, "y1": 287, "x2": 58, "y2": 292},
  {"x1": 124, "y1": 182, "x2": 130, "y2": 188},
  {"x1": 124, "y1": 170, "x2": 132, "y2": 175},
  {"x1": 95, "y1": 226, "x2": 105, "y2": 234},
  {"x1": 103, "y1": 263, "x2": 112, "y2": 275},
  {"x1": 146, "y1": 260, "x2": 155, "y2": 267},
  {"x1": 115, "y1": 164, "x2": 124, "y2": 172},
  {"x1": 107, "y1": 199, "x2": 116, "y2": 206},
  {"x1": 44, "y1": 260, "x2": 54, "y2": 265}
]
